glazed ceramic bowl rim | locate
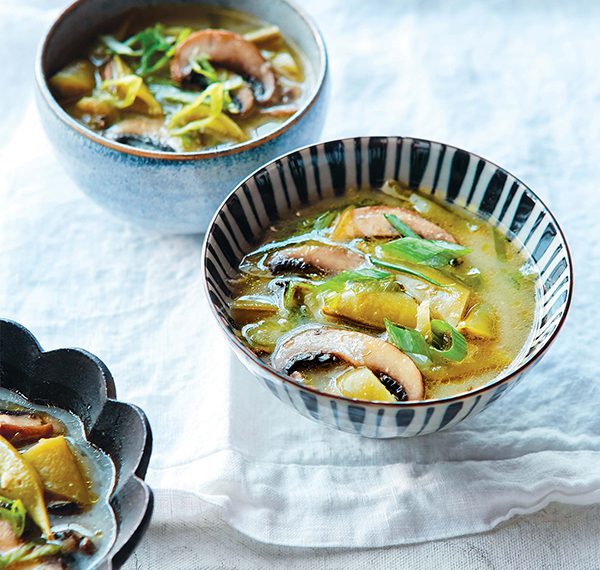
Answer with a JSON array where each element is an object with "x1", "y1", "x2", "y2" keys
[
  {"x1": 201, "y1": 135, "x2": 574, "y2": 409},
  {"x1": 35, "y1": 0, "x2": 328, "y2": 161}
]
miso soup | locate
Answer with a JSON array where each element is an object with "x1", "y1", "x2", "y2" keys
[
  {"x1": 230, "y1": 181, "x2": 538, "y2": 402},
  {"x1": 49, "y1": 5, "x2": 308, "y2": 152},
  {"x1": 0, "y1": 389, "x2": 116, "y2": 568}
]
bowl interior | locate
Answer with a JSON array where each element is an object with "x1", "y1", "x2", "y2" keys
[
  {"x1": 203, "y1": 136, "x2": 572, "y2": 402},
  {"x1": 38, "y1": 0, "x2": 327, "y2": 158}
]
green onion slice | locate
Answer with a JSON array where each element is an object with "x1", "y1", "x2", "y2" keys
[
  {"x1": 100, "y1": 35, "x2": 141, "y2": 56},
  {"x1": 283, "y1": 280, "x2": 316, "y2": 310},
  {"x1": 0, "y1": 542, "x2": 63, "y2": 568},
  {"x1": 381, "y1": 237, "x2": 471, "y2": 268},
  {"x1": 0, "y1": 496, "x2": 26, "y2": 538},
  {"x1": 369, "y1": 257, "x2": 447, "y2": 287},
  {"x1": 316, "y1": 268, "x2": 391, "y2": 293},
  {"x1": 385, "y1": 318, "x2": 468, "y2": 365},
  {"x1": 429, "y1": 319, "x2": 468, "y2": 362},
  {"x1": 385, "y1": 319, "x2": 432, "y2": 363},
  {"x1": 384, "y1": 213, "x2": 420, "y2": 238}
]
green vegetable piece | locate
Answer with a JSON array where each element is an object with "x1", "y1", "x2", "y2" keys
[
  {"x1": 430, "y1": 319, "x2": 468, "y2": 362},
  {"x1": 381, "y1": 237, "x2": 471, "y2": 268},
  {"x1": 100, "y1": 34, "x2": 141, "y2": 56},
  {"x1": 149, "y1": 84, "x2": 203, "y2": 105},
  {"x1": 383, "y1": 213, "x2": 420, "y2": 238},
  {"x1": 0, "y1": 496, "x2": 26, "y2": 538},
  {"x1": 370, "y1": 257, "x2": 447, "y2": 287},
  {"x1": 385, "y1": 319, "x2": 432, "y2": 363},
  {"x1": 130, "y1": 25, "x2": 176, "y2": 76},
  {"x1": 283, "y1": 281, "x2": 316, "y2": 311},
  {"x1": 316, "y1": 268, "x2": 391, "y2": 293},
  {"x1": 241, "y1": 316, "x2": 296, "y2": 353},
  {"x1": 492, "y1": 227, "x2": 508, "y2": 262},
  {"x1": 0, "y1": 543, "x2": 62, "y2": 569},
  {"x1": 190, "y1": 56, "x2": 219, "y2": 82},
  {"x1": 312, "y1": 211, "x2": 338, "y2": 231}
]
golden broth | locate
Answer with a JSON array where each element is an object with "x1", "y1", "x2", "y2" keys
[
  {"x1": 50, "y1": 5, "x2": 307, "y2": 152},
  {"x1": 0, "y1": 389, "x2": 117, "y2": 567},
  {"x1": 231, "y1": 185, "x2": 538, "y2": 401}
]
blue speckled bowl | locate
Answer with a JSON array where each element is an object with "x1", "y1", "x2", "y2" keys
[
  {"x1": 202, "y1": 136, "x2": 573, "y2": 438},
  {"x1": 35, "y1": 0, "x2": 328, "y2": 234}
]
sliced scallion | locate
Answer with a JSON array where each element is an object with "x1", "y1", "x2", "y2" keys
[
  {"x1": 381, "y1": 237, "x2": 471, "y2": 268},
  {"x1": 0, "y1": 542, "x2": 62, "y2": 568},
  {"x1": 384, "y1": 213, "x2": 420, "y2": 238},
  {"x1": 385, "y1": 318, "x2": 468, "y2": 365},
  {"x1": 385, "y1": 319, "x2": 431, "y2": 361},
  {"x1": 316, "y1": 268, "x2": 391, "y2": 293},
  {"x1": 429, "y1": 319, "x2": 468, "y2": 362},
  {"x1": 0, "y1": 496, "x2": 26, "y2": 538},
  {"x1": 369, "y1": 257, "x2": 447, "y2": 287},
  {"x1": 100, "y1": 35, "x2": 141, "y2": 56}
]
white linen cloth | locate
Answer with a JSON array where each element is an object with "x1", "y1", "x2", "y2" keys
[{"x1": 1, "y1": 0, "x2": 599, "y2": 550}]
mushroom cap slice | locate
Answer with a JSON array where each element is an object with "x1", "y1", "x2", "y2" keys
[
  {"x1": 171, "y1": 29, "x2": 277, "y2": 103},
  {"x1": 332, "y1": 206, "x2": 457, "y2": 243},
  {"x1": 104, "y1": 117, "x2": 179, "y2": 152},
  {"x1": 272, "y1": 327, "x2": 424, "y2": 401},
  {"x1": 268, "y1": 245, "x2": 364, "y2": 275},
  {"x1": 232, "y1": 84, "x2": 255, "y2": 115}
]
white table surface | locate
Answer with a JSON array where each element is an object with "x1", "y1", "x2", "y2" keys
[{"x1": 2, "y1": 0, "x2": 599, "y2": 567}]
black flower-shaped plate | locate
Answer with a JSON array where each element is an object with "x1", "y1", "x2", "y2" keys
[{"x1": 0, "y1": 319, "x2": 153, "y2": 569}]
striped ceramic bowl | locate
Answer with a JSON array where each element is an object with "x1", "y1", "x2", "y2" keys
[{"x1": 201, "y1": 136, "x2": 573, "y2": 438}]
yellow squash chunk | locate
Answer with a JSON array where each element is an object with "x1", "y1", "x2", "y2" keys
[
  {"x1": 0, "y1": 435, "x2": 50, "y2": 537},
  {"x1": 460, "y1": 303, "x2": 496, "y2": 339},
  {"x1": 22, "y1": 436, "x2": 91, "y2": 507},
  {"x1": 336, "y1": 367, "x2": 396, "y2": 402},
  {"x1": 49, "y1": 60, "x2": 95, "y2": 99},
  {"x1": 323, "y1": 290, "x2": 417, "y2": 330}
]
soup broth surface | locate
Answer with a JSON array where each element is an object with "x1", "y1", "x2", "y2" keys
[
  {"x1": 50, "y1": 5, "x2": 308, "y2": 152},
  {"x1": 0, "y1": 388, "x2": 117, "y2": 568},
  {"x1": 230, "y1": 183, "x2": 538, "y2": 401}
]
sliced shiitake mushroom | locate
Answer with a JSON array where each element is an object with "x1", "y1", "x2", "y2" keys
[
  {"x1": 268, "y1": 245, "x2": 364, "y2": 275},
  {"x1": 171, "y1": 29, "x2": 277, "y2": 104},
  {"x1": 272, "y1": 327, "x2": 424, "y2": 401},
  {"x1": 104, "y1": 117, "x2": 179, "y2": 152},
  {"x1": 332, "y1": 206, "x2": 457, "y2": 243}
]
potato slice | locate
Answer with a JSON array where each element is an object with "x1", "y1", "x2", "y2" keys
[
  {"x1": 22, "y1": 436, "x2": 91, "y2": 507},
  {"x1": 460, "y1": 303, "x2": 496, "y2": 339},
  {"x1": 49, "y1": 60, "x2": 95, "y2": 99},
  {"x1": 336, "y1": 367, "x2": 396, "y2": 402},
  {"x1": 0, "y1": 435, "x2": 51, "y2": 537},
  {"x1": 323, "y1": 290, "x2": 417, "y2": 330}
]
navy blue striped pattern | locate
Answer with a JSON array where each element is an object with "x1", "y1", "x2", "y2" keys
[{"x1": 204, "y1": 137, "x2": 572, "y2": 437}]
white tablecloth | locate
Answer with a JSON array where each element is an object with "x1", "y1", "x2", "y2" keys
[{"x1": 1, "y1": 0, "x2": 600, "y2": 566}]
